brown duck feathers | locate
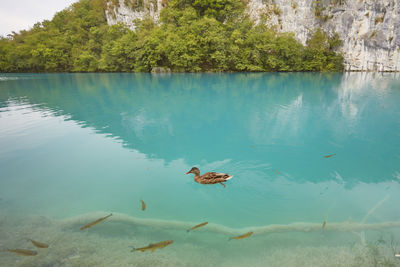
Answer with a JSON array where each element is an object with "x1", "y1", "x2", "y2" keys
[{"x1": 186, "y1": 167, "x2": 233, "y2": 187}]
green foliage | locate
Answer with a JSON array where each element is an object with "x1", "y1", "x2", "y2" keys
[
  {"x1": 312, "y1": 0, "x2": 345, "y2": 22},
  {"x1": 0, "y1": 0, "x2": 344, "y2": 72},
  {"x1": 168, "y1": 0, "x2": 247, "y2": 23},
  {"x1": 312, "y1": 0, "x2": 326, "y2": 19},
  {"x1": 303, "y1": 28, "x2": 344, "y2": 71},
  {"x1": 330, "y1": 0, "x2": 345, "y2": 6},
  {"x1": 124, "y1": 0, "x2": 144, "y2": 9},
  {"x1": 272, "y1": 5, "x2": 282, "y2": 16},
  {"x1": 375, "y1": 15, "x2": 384, "y2": 25},
  {"x1": 0, "y1": 0, "x2": 109, "y2": 72},
  {"x1": 0, "y1": 38, "x2": 14, "y2": 72}
]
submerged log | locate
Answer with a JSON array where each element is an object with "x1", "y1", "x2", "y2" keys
[{"x1": 59, "y1": 212, "x2": 400, "y2": 236}]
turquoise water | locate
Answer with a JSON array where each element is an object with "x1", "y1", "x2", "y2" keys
[{"x1": 0, "y1": 73, "x2": 400, "y2": 266}]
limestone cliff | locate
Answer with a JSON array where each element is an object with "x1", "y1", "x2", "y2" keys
[
  {"x1": 248, "y1": 0, "x2": 400, "y2": 71},
  {"x1": 105, "y1": 0, "x2": 162, "y2": 30},
  {"x1": 105, "y1": 0, "x2": 400, "y2": 71}
]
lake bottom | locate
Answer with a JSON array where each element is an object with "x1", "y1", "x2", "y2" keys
[{"x1": 1, "y1": 211, "x2": 400, "y2": 267}]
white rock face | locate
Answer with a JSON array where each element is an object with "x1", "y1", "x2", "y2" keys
[
  {"x1": 106, "y1": 0, "x2": 400, "y2": 71},
  {"x1": 247, "y1": 0, "x2": 400, "y2": 71},
  {"x1": 105, "y1": 0, "x2": 162, "y2": 31}
]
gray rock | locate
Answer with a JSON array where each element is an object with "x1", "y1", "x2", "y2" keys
[{"x1": 151, "y1": 67, "x2": 172, "y2": 73}]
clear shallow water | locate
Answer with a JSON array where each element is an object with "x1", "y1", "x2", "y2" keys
[{"x1": 0, "y1": 72, "x2": 400, "y2": 266}]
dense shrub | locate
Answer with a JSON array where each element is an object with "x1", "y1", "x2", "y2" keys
[{"x1": 0, "y1": 0, "x2": 344, "y2": 72}]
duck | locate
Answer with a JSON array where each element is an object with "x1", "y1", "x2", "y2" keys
[{"x1": 185, "y1": 167, "x2": 233, "y2": 188}]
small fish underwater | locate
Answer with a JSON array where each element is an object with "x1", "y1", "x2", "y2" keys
[
  {"x1": 7, "y1": 249, "x2": 37, "y2": 256},
  {"x1": 140, "y1": 200, "x2": 146, "y2": 211},
  {"x1": 322, "y1": 221, "x2": 326, "y2": 229},
  {"x1": 80, "y1": 213, "x2": 112, "y2": 230},
  {"x1": 323, "y1": 154, "x2": 336, "y2": 158},
  {"x1": 130, "y1": 240, "x2": 174, "y2": 253},
  {"x1": 29, "y1": 239, "x2": 49, "y2": 248},
  {"x1": 229, "y1": 231, "x2": 254, "y2": 240},
  {"x1": 187, "y1": 222, "x2": 208, "y2": 232}
]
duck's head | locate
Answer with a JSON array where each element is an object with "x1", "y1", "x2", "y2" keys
[{"x1": 186, "y1": 167, "x2": 200, "y2": 175}]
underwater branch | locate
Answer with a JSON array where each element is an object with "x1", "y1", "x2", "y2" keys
[{"x1": 59, "y1": 212, "x2": 400, "y2": 236}]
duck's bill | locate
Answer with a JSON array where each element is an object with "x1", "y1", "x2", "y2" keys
[{"x1": 185, "y1": 171, "x2": 190, "y2": 174}]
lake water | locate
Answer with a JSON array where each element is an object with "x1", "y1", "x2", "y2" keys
[{"x1": 0, "y1": 73, "x2": 399, "y2": 266}]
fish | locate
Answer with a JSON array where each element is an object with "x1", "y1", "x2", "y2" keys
[
  {"x1": 80, "y1": 213, "x2": 112, "y2": 230},
  {"x1": 187, "y1": 222, "x2": 208, "y2": 232},
  {"x1": 130, "y1": 240, "x2": 173, "y2": 253},
  {"x1": 322, "y1": 221, "x2": 326, "y2": 229},
  {"x1": 140, "y1": 200, "x2": 146, "y2": 211},
  {"x1": 7, "y1": 249, "x2": 37, "y2": 256},
  {"x1": 395, "y1": 253, "x2": 400, "y2": 258},
  {"x1": 323, "y1": 154, "x2": 336, "y2": 158},
  {"x1": 29, "y1": 239, "x2": 49, "y2": 248},
  {"x1": 229, "y1": 231, "x2": 254, "y2": 241},
  {"x1": 274, "y1": 169, "x2": 280, "y2": 175}
]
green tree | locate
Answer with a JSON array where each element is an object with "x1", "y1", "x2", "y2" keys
[
  {"x1": 0, "y1": 0, "x2": 344, "y2": 72},
  {"x1": 303, "y1": 28, "x2": 344, "y2": 71}
]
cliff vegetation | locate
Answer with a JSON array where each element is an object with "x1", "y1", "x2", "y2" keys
[{"x1": 0, "y1": 0, "x2": 343, "y2": 72}]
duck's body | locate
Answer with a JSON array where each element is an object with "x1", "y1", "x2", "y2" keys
[{"x1": 186, "y1": 167, "x2": 233, "y2": 188}]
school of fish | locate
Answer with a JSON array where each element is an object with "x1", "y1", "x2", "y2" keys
[
  {"x1": 8, "y1": 154, "x2": 340, "y2": 259},
  {"x1": 140, "y1": 200, "x2": 146, "y2": 211},
  {"x1": 80, "y1": 213, "x2": 113, "y2": 230},
  {"x1": 7, "y1": 239, "x2": 49, "y2": 257},
  {"x1": 30, "y1": 239, "x2": 49, "y2": 248},
  {"x1": 187, "y1": 222, "x2": 208, "y2": 232},
  {"x1": 229, "y1": 231, "x2": 254, "y2": 241},
  {"x1": 131, "y1": 240, "x2": 174, "y2": 253}
]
